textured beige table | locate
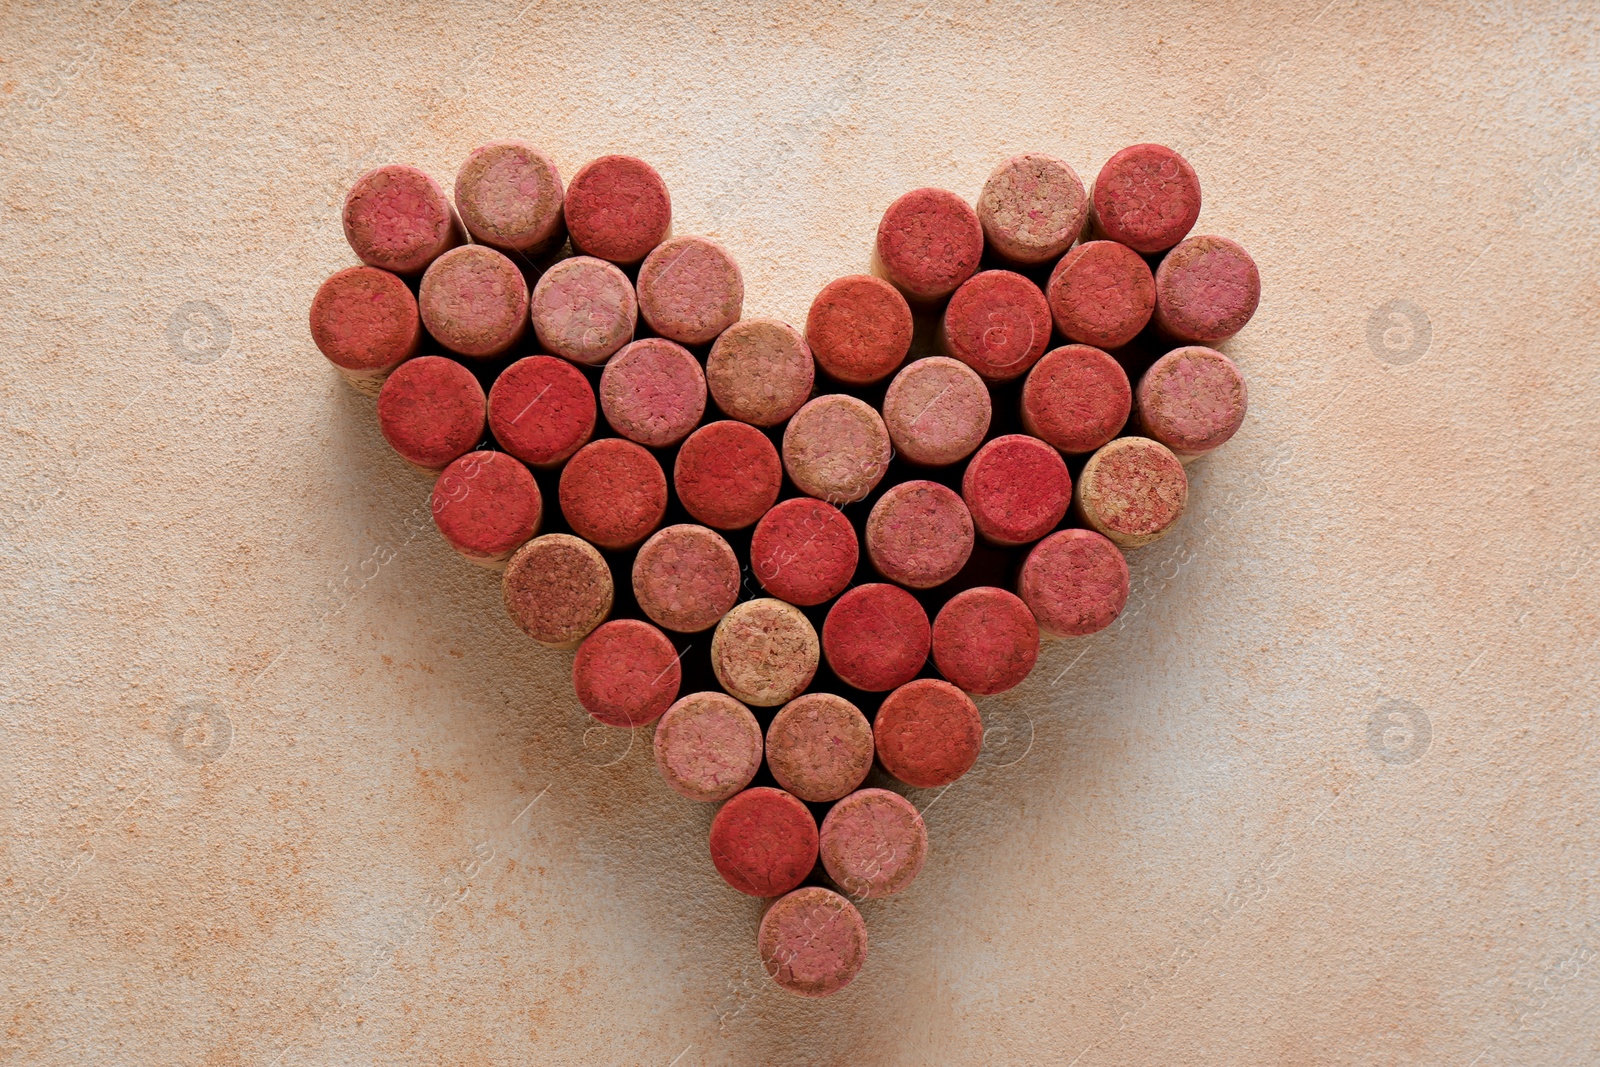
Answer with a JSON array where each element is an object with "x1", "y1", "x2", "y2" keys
[{"x1": 3, "y1": 2, "x2": 1597, "y2": 1064}]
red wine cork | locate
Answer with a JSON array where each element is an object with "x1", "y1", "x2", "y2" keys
[
  {"x1": 710, "y1": 599, "x2": 820, "y2": 707},
  {"x1": 865, "y1": 480, "x2": 975, "y2": 589},
  {"x1": 564, "y1": 154, "x2": 672, "y2": 266},
  {"x1": 1018, "y1": 529, "x2": 1130, "y2": 638},
  {"x1": 1074, "y1": 436, "x2": 1188, "y2": 548},
  {"x1": 430, "y1": 450, "x2": 542, "y2": 568},
  {"x1": 673, "y1": 421, "x2": 782, "y2": 531},
  {"x1": 599, "y1": 338, "x2": 707, "y2": 448},
  {"x1": 559, "y1": 438, "x2": 667, "y2": 551},
  {"x1": 418, "y1": 245, "x2": 529, "y2": 359},
  {"x1": 749, "y1": 498, "x2": 859, "y2": 607},
  {"x1": 822, "y1": 584, "x2": 931, "y2": 693},
  {"x1": 528, "y1": 256, "x2": 637, "y2": 367},
  {"x1": 705, "y1": 318, "x2": 814, "y2": 427},
  {"x1": 805, "y1": 275, "x2": 913, "y2": 385},
  {"x1": 1046, "y1": 240, "x2": 1156, "y2": 350},
  {"x1": 940, "y1": 270, "x2": 1052, "y2": 382},
  {"x1": 1152, "y1": 235, "x2": 1261, "y2": 344},
  {"x1": 976, "y1": 153, "x2": 1089, "y2": 266},
  {"x1": 653, "y1": 691, "x2": 763, "y2": 802},
  {"x1": 376, "y1": 355, "x2": 486, "y2": 472},
  {"x1": 486, "y1": 355, "x2": 596, "y2": 469},
  {"x1": 874, "y1": 678, "x2": 984, "y2": 788},
  {"x1": 931, "y1": 587, "x2": 1039, "y2": 695},
  {"x1": 881, "y1": 357, "x2": 991, "y2": 466},
  {"x1": 1136, "y1": 346, "x2": 1248, "y2": 460},
  {"x1": 572, "y1": 618, "x2": 681, "y2": 727},
  {"x1": 1021, "y1": 344, "x2": 1132, "y2": 455},
  {"x1": 960, "y1": 434, "x2": 1072, "y2": 547},
  {"x1": 759, "y1": 887, "x2": 867, "y2": 997},
  {"x1": 452, "y1": 140, "x2": 565, "y2": 256},
  {"x1": 875, "y1": 187, "x2": 984, "y2": 302},
  {"x1": 1089, "y1": 144, "x2": 1202, "y2": 254},
  {"x1": 781, "y1": 395, "x2": 892, "y2": 505},
  {"x1": 709, "y1": 786, "x2": 818, "y2": 898},
  {"x1": 632, "y1": 524, "x2": 740, "y2": 633},
  {"x1": 765, "y1": 693, "x2": 874, "y2": 803},
  {"x1": 636, "y1": 235, "x2": 744, "y2": 346},
  {"x1": 309, "y1": 266, "x2": 421, "y2": 394},
  {"x1": 342, "y1": 164, "x2": 461, "y2": 277},
  {"x1": 819, "y1": 787, "x2": 928, "y2": 898},
  {"x1": 502, "y1": 533, "x2": 613, "y2": 649}
]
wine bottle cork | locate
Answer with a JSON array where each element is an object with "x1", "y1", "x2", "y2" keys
[
  {"x1": 559, "y1": 438, "x2": 668, "y2": 551},
  {"x1": 709, "y1": 787, "x2": 819, "y2": 898},
  {"x1": 487, "y1": 355, "x2": 596, "y2": 468},
  {"x1": 418, "y1": 245, "x2": 529, "y2": 359},
  {"x1": 881, "y1": 357, "x2": 991, "y2": 466},
  {"x1": 1088, "y1": 144, "x2": 1201, "y2": 254},
  {"x1": 931, "y1": 587, "x2": 1039, "y2": 695},
  {"x1": 653, "y1": 691, "x2": 763, "y2": 801},
  {"x1": 1021, "y1": 344, "x2": 1133, "y2": 455},
  {"x1": 822, "y1": 583, "x2": 931, "y2": 693},
  {"x1": 748, "y1": 497, "x2": 859, "y2": 607},
  {"x1": 873, "y1": 678, "x2": 984, "y2": 788},
  {"x1": 960, "y1": 434, "x2": 1072, "y2": 547},
  {"x1": 1074, "y1": 436, "x2": 1188, "y2": 548},
  {"x1": 631, "y1": 524, "x2": 740, "y2": 633},
  {"x1": 636, "y1": 235, "x2": 744, "y2": 346},
  {"x1": 1152, "y1": 235, "x2": 1261, "y2": 344},
  {"x1": 572, "y1": 618, "x2": 681, "y2": 727},
  {"x1": 1046, "y1": 240, "x2": 1156, "y2": 350},
  {"x1": 376, "y1": 356, "x2": 486, "y2": 472},
  {"x1": 939, "y1": 270, "x2": 1052, "y2": 382},
  {"x1": 781, "y1": 395, "x2": 892, "y2": 505},
  {"x1": 452, "y1": 140, "x2": 565, "y2": 256},
  {"x1": 430, "y1": 450, "x2": 542, "y2": 568},
  {"x1": 309, "y1": 266, "x2": 421, "y2": 395},
  {"x1": 874, "y1": 187, "x2": 984, "y2": 303},
  {"x1": 502, "y1": 533, "x2": 613, "y2": 649},
  {"x1": 1135, "y1": 345, "x2": 1248, "y2": 460},
  {"x1": 564, "y1": 154, "x2": 672, "y2": 266},
  {"x1": 710, "y1": 599, "x2": 820, "y2": 707},
  {"x1": 528, "y1": 256, "x2": 638, "y2": 367},
  {"x1": 673, "y1": 421, "x2": 782, "y2": 531},
  {"x1": 342, "y1": 164, "x2": 462, "y2": 277},
  {"x1": 864, "y1": 480, "x2": 975, "y2": 589},
  {"x1": 1017, "y1": 528, "x2": 1130, "y2": 638},
  {"x1": 599, "y1": 338, "x2": 708, "y2": 448},
  {"x1": 805, "y1": 275, "x2": 913, "y2": 385},
  {"x1": 758, "y1": 887, "x2": 867, "y2": 997},
  {"x1": 765, "y1": 693, "x2": 874, "y2": 803},
  {"x1": 819, "y1": 787, "x2": 928, "y2": 898},
  {"x1": 976, "y1": 152, "x2": 1089, "y2": 266},
  {"x1": 705, "y1": 318, "x2": 815, "y2": 427}
]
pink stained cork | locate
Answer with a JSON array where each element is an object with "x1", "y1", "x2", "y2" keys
[
  {"x1": 1046, "y1": 240, "x2": 1157, "y2": 350},
  {"x1": 636, "y1": 236, "x2": 744, "y2": 346},
  {"x1": 1018, "y1": 529, "x2": 1130, "y2": 639},
  {"x1": 501, "y1": 533, "x2": 614, "y2": 649},
  {"x1": 452, "y1": 140, "x2": 565, "y2": 256},
  {"x1": 674, "y1": 421, "x2": 782, "y2": 531},
  {"x1": 865, "y1": 480, "x2": 976, "y2": 590},
  {"x1": 765, "y1": 694, "x2": 874, "y2": 803},
  {"x1": 572, "y1": 618, "x2": 681, "y2": 728},
  {"x1": 559, "y1": 438, "x2": 668, "y2": 551},
  {"x1": 1152, "y1": 234, "x2": 1261, "y2": 344},
  {"x1": 819, "y1": 787, "x2": 928, "y2": 899},
  {"x1": 961, "y1": 434, "x2": 1073, "y2": 548},
  {"x1": 805, "y1": 276, "x2": 914, "y2": 386},
  {"x1": 564, "y1": 154, "x2": 672, "y2": 266},
  {"x1": 710, "y1": 599, "x2": 820, "y2": 708},
  {"x1": 881, "y1": 357, "x2": 991, "y2": 467},
  {"x1": 940, "y1": 270, "x2": 1052, "y2": 382},
  {"x1": 705, "y1": 318, "x2": 815, "y2": 428},
  {"x1": 487, "y1": 355, "x2": 596, "y2": 469},
  {"x1": 709, "y1": 787, "x2": 819, "y2": 898},
  {"x1": 822, "y1": 584, "x2": 931, "y2": 693},
  {"x1": 599, "y1": 338, "x2": 707, "y2": 449},
  {"x1": 653, "y1": 691, "x2": 763, "y2": 802},
  {"x1": 874, "y1": 678, "x2": 984, "y2": 789},
  {"x1": 632, "y1": 524, "x2": 741, "y2": 633},
  {"x1": 1089, "y1": 144, "x2": 1202, "y2": 255},
  {"x1": 875, "y1": 188, "x2": 984, "y2": 302},
  {"x1": 749, "y1": 498, "x2": 859, "y2": 608},
  {"x1": 1021, "y1": 344, "x2": 1133, "y2": 455},
  {"x1": 342, "y1": 164, "x2": 462, "y2": 277},
  {"x1": 931, "y1": 587, "x2": 1040, "y2": 696},
  {"x1": 529, "y1": 256, "x2": 638, "y2": 367},
  {"x1": 376, "y1": 355, "x2": 486, "y2": 472},
  {"x1": 759, "y1": 887, "x2": 868, "y2": 997},
  {"x1": 1074, "y1": 436, "x2": 1189, "y2": 548},
  {"x1": 309, "y1": 266, "x2": 421, "y2": 394},
  {"x1": 977, "y1": 153, "x2": 1090, "y2": 266},
  {"x1": 430, "y1": 450, "x2": 542, "y2": 568},
  {"x1": 418, "y1": 245, "x2": 529, "y2": 359},
  {"x1": 1136, "y1": 345, "x2": 1248, "y2": 461},
  {"x1": 781, "y1": 395, "x2": 892, "y2": 505}
]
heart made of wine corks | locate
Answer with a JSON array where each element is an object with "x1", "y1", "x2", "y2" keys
[{"x1": 309, "y1": 142, "x2": 1258, "y2": 998}]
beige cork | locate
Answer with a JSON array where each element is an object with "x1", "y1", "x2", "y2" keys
[
  {"x1": 1073, "y1": 436, "x2": 1189, "y2": 548},
  {"x1": 710, "y1": 599, "x2": 820, "y2": 708},
  {"x1": 781, "y1": 394, "x2": 892, "y2": 505}
]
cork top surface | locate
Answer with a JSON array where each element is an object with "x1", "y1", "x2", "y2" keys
[
  {"x1": 309, "y1": 266, "x2": 420, "y2": 372},
  {"x1": 631, "y1": 524, "x2": 740, "y2": 633},
  {"x1": 874, "y1": 678, "x2": 984, "y2": 788},
  {"x1": 708, "y1": 787, "x2": 819, "y2": 898},
  {"x1": 375, "y1": 355, "x2": 487, "y2": 470},
  {"x1": 558, "y1": 438, "x2": 667, "y2": 551},
  {"x1": 673, "y1": 420, "x2": 782, "y2": 531},
  {"x1": 781, "y1": 394, "x2": 892, "y2": 504},
  {"x1": 636, "y1": 235, "x2": 745, "y2": 345},
  {"x1": 706, "y1": 317, "x2": 815, "y2": 427},
  {"x1": 765, "y1": 693, "x2": 874, "y2": 803},
  {"x1": 805, "y1": 275, "x2": 913, "y2": 385},
  {"x1": 960, "y1": 434, "x2": 1073, "y2": 547},
  {"x1": 418, "y1": 244, "x2": 529, "y2": 358},
  {"x1": 651, "y1": 691, "x2": 763, "y2": 802},
  {"x1": 875, "y1": 187, "x2": 984, "y2": 300},
  {"x1": 341, "y1": 163, "x2": 457, "y2": 274},
  {"x1": 1047, "y1": 240, "x2": 1157, "y2": 350},
  {"x1": 564, "y1": 154, "x2": 672, "y2": 264},
  {"x1": 1076, "y1": 436, "x2": 1189, "y2": 547},
  {"x1": 748, "y1": 497, "x2": 859, "y2": 607},
  {"x1": 821, "y1": 583, "x2": 932, "y2": 692},
  {"x1": 487, "y1": 355, "x2": 597, "y2": 468},
  {"x1": 882, "y1": 356, "x2": 992, "y2": 466},
  {"x1": 1021, "y1": 344, "x2": 1132, "y2": 455},
  {"x1": 529, "y1": 255, "x2": 638, "y2": 366},
  {"x1": 1090, "y1": 143, "x2": 1202, "y2": 254},
  {"x1": 430, "y1": 450, "x2": 542, "y2": 559},
  {"x1": 710, "y1": 599, "x2": 820, "y2": 707},
  {"x1": 452, "y1": 139, "x2": 565, "y2": 254},
  {"x1": 600, "y1": 338, "x2": 708, "y2": 448},
  {"x1": 865, "y1": 479, "x2": 976, "y2": 588},
  {"x1": 942, "y1": 270, "x2": 1052, "y2": 381},
  {"x1": 501, "y1": 533, "x2": 614, "y2": 649},
  {"x1": 572, "y1": 619, "x2": 681, "y2": 727},
  {"x1": 931, "y1": 586, "x2": 1040, "y2": 695},
  {"x1": 758, "y1": 888, "x2": 868, "y2": 998},
  {"x1": 819, "y1": 787, "x2": 929, "y2": 898},
  {"x1": 1136, "y1": 345, "x2": 1249, "y2": 456},
  {"x1": 1153, "y1": 234, "x2": 1262, "y2": 343},
  {"x1": 977, "y1": 152, "x2": 1089, "y2": 265},
  {"x1": 1017, "y1": 528, "x2": 1131, "y2": 639}
]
